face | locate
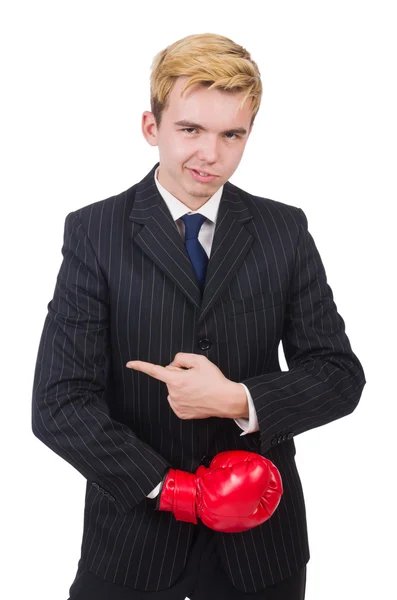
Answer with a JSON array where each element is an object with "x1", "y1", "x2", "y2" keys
[{"x1": 142, "y1": 76, "x2": 254, "y2": 210}]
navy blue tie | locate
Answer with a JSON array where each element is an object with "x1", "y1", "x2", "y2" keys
[{"x1": 181, "y1": 213, "x2": 209, "y2": 294}]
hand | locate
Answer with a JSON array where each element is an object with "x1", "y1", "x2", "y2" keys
[
  {"x1": 126, "y1": 353, "x2": 241, "y2": 420},
  {"x1": 157, "y1": 450, "x2": 283, "y2": 533}
]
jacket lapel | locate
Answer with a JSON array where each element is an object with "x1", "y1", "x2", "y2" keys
[{"x1": 129, "y1": 163, "x2": 254, "y2": 324}]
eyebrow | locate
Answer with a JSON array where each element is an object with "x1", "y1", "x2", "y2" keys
[{"x1": 174, "y1": 120, "x2": 248, "y2": 135}]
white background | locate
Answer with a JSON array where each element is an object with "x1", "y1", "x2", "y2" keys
[{"x1": 1, "y1": 1, "x2": 396, "y2": 598}]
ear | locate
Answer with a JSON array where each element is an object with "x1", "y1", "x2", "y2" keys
[{"x1": 141, "y1": 111, "x2": 158, "y2": 147}]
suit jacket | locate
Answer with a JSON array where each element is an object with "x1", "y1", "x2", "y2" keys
[{"x1": 32, "y1": 161, "x2": 366, "y2": 593}]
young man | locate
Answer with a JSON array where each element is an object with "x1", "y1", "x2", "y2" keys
[{"x1": 32, "y1": 33, "x2": 366, "y2": 599}]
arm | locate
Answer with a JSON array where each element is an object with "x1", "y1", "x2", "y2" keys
[
  {"x1": 241, "y1": 208, "x2": 366, "y2": 453},
  {"x1": 31, "y1": 211, "x2": 171, "y2": 514}
]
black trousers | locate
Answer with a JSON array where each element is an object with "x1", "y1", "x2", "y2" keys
[{"x1": 68, "y1": 522, "x2": 307, "y2": 600}]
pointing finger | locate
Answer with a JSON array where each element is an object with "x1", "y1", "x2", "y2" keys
[{"x1": 126, "y1": 360, "x2": 177, "y2": 384}]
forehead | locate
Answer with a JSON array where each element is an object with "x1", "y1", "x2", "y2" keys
[{"x1": 165, "y1": 76, "x2": 253, "y2": 126}]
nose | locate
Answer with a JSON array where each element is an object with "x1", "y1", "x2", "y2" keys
[{"x1": 196, "y1": 136, "x2": 220, "y2": 164}]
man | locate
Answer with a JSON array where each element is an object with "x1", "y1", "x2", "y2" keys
[{"x1": 32, "y1": 33, "x2": 366, "y2": 599}]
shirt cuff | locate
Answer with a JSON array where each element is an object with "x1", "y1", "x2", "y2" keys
[
  {"x1": 234, "y1": 383, "x2": 259, "y2": 436},
  {"x1": 147, "y1": 481, "x2": 162, "y2": 498}
]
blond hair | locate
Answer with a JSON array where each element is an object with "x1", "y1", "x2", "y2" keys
[{"x1": 150, "y1": 33, "x2": 262, "y2": 129}]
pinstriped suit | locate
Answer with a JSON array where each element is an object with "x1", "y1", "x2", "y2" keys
[{"x1": 32, "y1": 161, "x2": 366, "y2": 594}]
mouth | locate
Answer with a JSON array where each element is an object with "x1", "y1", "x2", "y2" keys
[{"x1": 187, "y1": 168, "x2": 219, "y2": 182}]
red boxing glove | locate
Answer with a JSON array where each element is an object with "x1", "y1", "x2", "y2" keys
[{"x1": 158, "y1": 450, "x2": 283, "y2": 533}]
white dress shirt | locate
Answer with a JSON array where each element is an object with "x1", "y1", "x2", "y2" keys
[{"x1": 147, "y1": 166, "x2": 259, "y2": 499}]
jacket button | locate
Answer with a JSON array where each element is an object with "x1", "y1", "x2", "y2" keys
[
  {"x1": 287, "y1": 432, "x2": 293, "y2": 440},
  {"x1": 198, "y1": 338, "x2": 211, "y2": 350},
  {"x1": 271, "y1": 437, "x2": 278, "y2": 445}
]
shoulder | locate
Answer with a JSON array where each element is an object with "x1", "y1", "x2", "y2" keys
[
  {"x1": 225, "y1": 179, "x2": 306, "y2": 233},
  {"x1": 64, "y1": 183, "x2": 137, "y2": 231}
]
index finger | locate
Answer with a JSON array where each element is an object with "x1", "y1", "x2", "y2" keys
[{"x1": 126, "y1": 360, "x2": 176, "y2": 384}]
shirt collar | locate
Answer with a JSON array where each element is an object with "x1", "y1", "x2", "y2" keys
[{"x1": 154, "y1": 165, "x2": 224, "y2": 224}]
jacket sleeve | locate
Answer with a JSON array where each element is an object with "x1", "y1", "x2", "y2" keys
[
  {"x1": 31, "y1": 211, "x2": 171, "y2": 514},
  {"x1": 241, "y1": 208, "x2": 366, "y2": 453}
]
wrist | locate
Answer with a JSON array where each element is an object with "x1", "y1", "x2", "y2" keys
[{"x1": 228, "y1": 381, "x2": 249, "y2": 419}]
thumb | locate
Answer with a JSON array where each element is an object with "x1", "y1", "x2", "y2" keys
[{"x1": 171, "y1": 353, "x2": 196, "y2": 369}]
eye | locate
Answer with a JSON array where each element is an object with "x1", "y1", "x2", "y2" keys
[{"x1": 224, "y1": 132, "x2": 240, "y2": 140}]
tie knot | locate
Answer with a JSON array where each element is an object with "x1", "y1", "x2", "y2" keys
[{"x1": 181, "y1": 213, "x2": 206, "y2": 240}]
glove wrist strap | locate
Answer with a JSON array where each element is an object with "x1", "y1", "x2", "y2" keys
[{"x1": 159, "y1": 469, "x2": 198, "y2": 524}]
